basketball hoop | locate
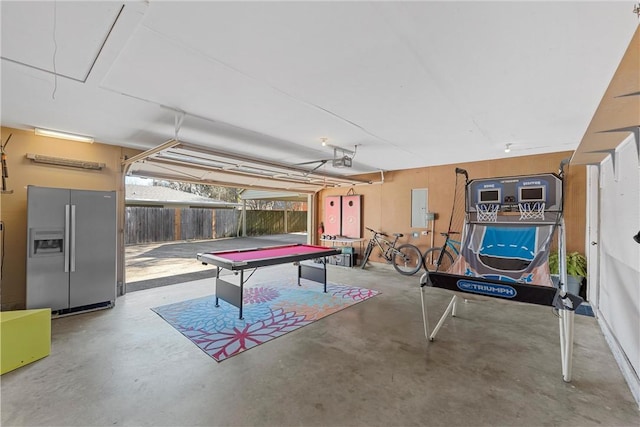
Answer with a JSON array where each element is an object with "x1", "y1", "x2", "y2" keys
[
  {"x1": 476, "y1": 204, "x2": 499, "y2": 222},
  {"x1": 519, "y1": 202, "x2": 545, "y2": 220}
]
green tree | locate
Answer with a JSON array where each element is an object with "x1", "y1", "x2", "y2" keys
[{"x1": 153, "y1": 180, "x2": 240, "y2": 203}]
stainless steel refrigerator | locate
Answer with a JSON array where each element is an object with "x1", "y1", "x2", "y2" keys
[{"x1": 26, "y1": 186, "x2": 117, "y2": 313}]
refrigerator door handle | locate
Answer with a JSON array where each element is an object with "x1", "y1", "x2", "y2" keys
[
  {"x1": 70, "y1": 204, "x2": 77, "y2": 272},
  {"x1": 64, "y1": 204, "x2": 70, "y2": 273}
]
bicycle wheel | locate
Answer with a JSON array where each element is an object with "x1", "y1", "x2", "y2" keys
[
  {"x1": 422, "y1": 247, "x2": 454, "y2": 272},
  {"x1": 392, "y1": 244, "x2": 423, "y2": 275},
  {"x1": 361, "y1": 242, "x2": 374, "y2": 269}
]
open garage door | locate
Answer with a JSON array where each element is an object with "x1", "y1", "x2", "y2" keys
[{"x1": 122, "y1": 139, "x2": 371, "y2": 193}]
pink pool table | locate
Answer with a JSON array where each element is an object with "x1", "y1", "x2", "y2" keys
[{"x1": 197, "y1": 244, "x2": 341, "y2": 319}]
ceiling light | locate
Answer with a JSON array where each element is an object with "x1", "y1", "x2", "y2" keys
[
  {"x1": 504, "y1": 143, "x2": 512, "y2": 153},
  {"x1": 35, "y1": 128, "x2": 94, "y2": 143}
]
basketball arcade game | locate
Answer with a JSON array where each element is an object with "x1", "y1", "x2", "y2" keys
[{"x1": 419, "y1": 167, "x2": 584, "y2": 382}]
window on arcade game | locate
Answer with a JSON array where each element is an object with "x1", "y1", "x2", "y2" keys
[
  {"x1": 519, "y1": 186, "x2": 545, "y2": 203},
  {"x1": 478, "y1": 189, "x2": 501, "y2": 204}
]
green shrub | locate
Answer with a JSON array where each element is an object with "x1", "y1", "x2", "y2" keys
[{"x1": 548, "y1": 251, "x2": 587, "y2": 277}]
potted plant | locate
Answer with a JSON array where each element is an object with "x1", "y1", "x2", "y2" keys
[{"x1": 548, "y1": 251, "x2": 587, "y2": 295}]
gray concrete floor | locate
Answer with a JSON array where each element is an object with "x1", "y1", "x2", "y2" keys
[{"x1": 2, "y1": 258, "x2": 639, "y2": 426}]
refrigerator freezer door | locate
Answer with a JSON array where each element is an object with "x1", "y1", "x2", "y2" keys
[
  {"x1": 69, "y1": 190, "x2": 116, "y2": 308},
  {"x1": 26, "y1": 186, "x2": 70, "y2": 311}
]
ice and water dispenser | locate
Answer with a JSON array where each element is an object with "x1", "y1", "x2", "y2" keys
[{"x1": 29, "y1": 228, "x2": 64, "y2": 257}]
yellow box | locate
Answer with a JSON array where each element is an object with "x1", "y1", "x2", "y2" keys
[{"x1": 0, "y1": 309, "x2": 51, "y2": 375}]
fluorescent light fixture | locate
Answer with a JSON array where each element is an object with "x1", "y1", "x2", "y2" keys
[{"x1": 35, "y1": 128, "x2": 94, "y2": 143}]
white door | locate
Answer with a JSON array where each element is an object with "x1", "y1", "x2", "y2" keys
[{"x1": 586, "y1": 165, "x2": 600, "y2": 308}]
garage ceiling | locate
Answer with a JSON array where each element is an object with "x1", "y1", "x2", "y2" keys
[{"x1": 1, "y1": 2, "x2": 638, "y2": 188}]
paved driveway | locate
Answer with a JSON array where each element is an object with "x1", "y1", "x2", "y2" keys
[{"x1": 125, "y1": 233, "x2": 307, "y2": 292}]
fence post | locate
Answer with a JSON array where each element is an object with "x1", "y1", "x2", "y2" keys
[
  {"x1": 174, "y1": 208, "x2": 181, "y2": 241},
  {"x1": 284, "y1": 206, "x2": 289, "y2": 233},
  {"x1": 242, "y1": 200, "x2": 247, "y2": 237},
  {"x1": 211, "y1": 209, "x2": 217, "y2": 239}
]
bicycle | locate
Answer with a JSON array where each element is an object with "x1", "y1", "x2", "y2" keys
[
  {"x1": 360, "y1": 227, "x2": 423, "y2": 275},
  {"x1": 422, "y1": 232, "x2": 461, "y2": 272}
]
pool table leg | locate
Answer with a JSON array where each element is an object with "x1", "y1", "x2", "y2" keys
[
  {"x1": 215, "y1": 266, "x2": 220, "y2": 307},
  {"x1": 238, "y1": 270, "x2": 244, "y2": 320},
  {"x1": 323, "y1": 257, "x2": 327, "y2": 293},
  {"x1": 298, "y1": 259, "x2": 328, "y2": 293}
]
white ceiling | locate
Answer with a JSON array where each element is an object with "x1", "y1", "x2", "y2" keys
[{"x1": 1, "y1": 1, "x2": 637, "y2": 178}]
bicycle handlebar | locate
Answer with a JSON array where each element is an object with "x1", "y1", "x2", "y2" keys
[{"x1": 365, "y1": 227, "x2": 388, "y2": 237}]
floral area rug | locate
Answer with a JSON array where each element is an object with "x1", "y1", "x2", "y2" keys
[{"x1": 152, "y1": 278, "x2": 380, "y2": 361}]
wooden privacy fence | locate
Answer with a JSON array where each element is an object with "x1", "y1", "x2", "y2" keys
[
  {"x1": 125, "y1": 207, "x2": 306, "y2": 244},
  {"x1": 180, "y1": 208, "x2": 214, "y2": 241},
  {"x1": 125, "y1": 207, "x2": 175, "y2": 244},
  {"x1": 243, "y1": 210, "x2": 307, "y2": 235},
  {"x1": 215, "y1": 209, "x2": 239, "y2": 238}
]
